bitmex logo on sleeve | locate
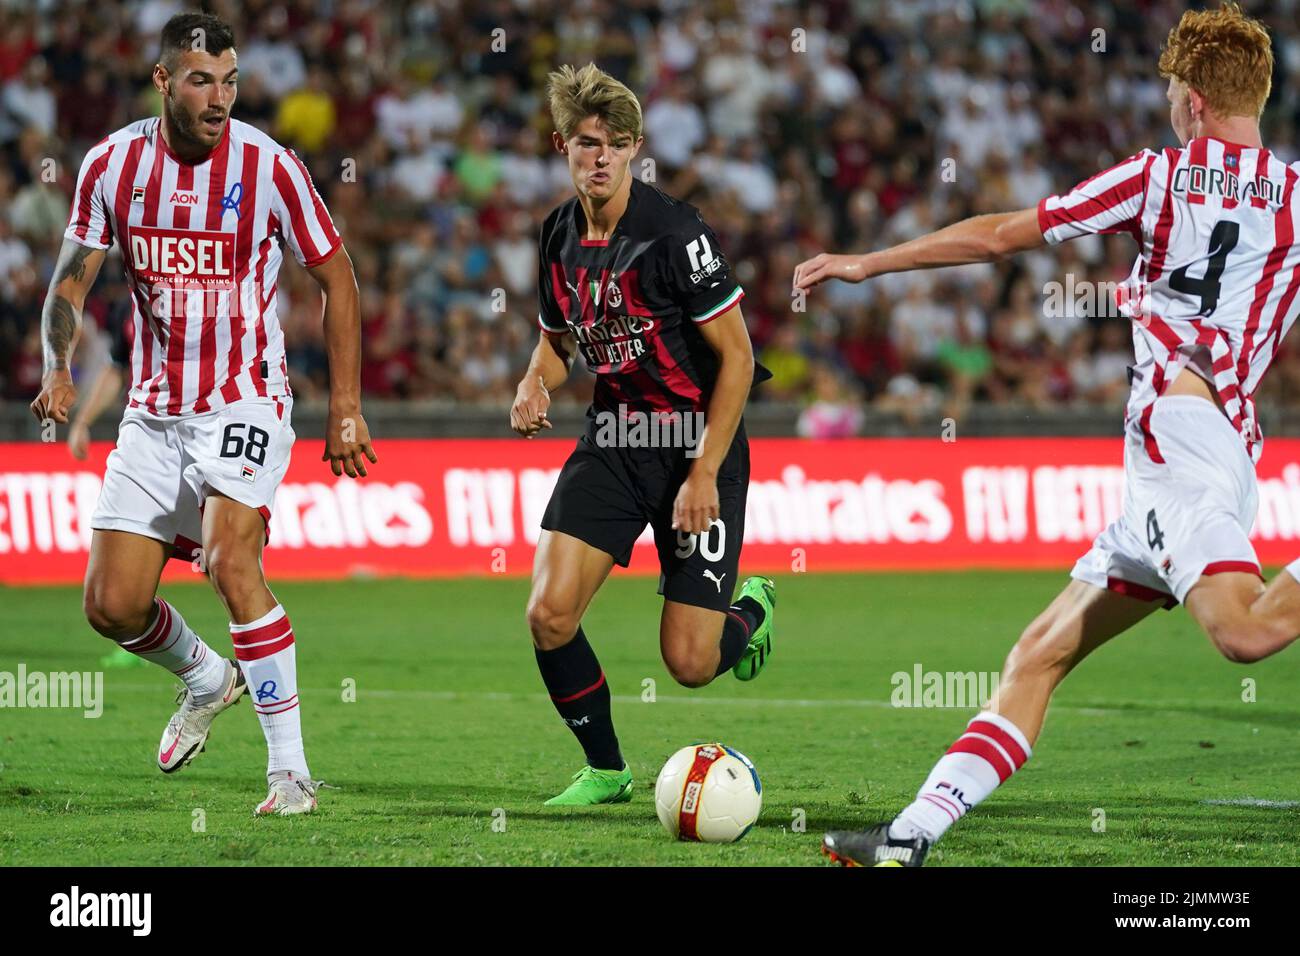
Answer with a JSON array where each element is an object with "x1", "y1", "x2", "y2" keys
[{"x1": 49, "y1": 886, "x2": 151, "y2": 936}]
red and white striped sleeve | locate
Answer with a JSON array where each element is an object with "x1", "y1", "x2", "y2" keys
[
  {"x1": 1037, "y1": 149, "x2": 1159, "y2": 244},
  {"x1": 64, "y1": 140, "x2": 116, "y2": 250},
  {"x1": 270, "y1": 149, "x2": 343, "y2": 268}
]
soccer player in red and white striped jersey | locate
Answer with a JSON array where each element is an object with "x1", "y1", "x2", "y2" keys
[
  {"x1": 29, "y1": 12, "x2": 377, "y2": 816},
  {"x1": 795, "y1": 3, "x2": 1300, "y2": 866}
]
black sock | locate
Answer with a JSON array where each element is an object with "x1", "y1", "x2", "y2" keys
[
  {"x1": 715, "y1": 597, "x2": 763, "y2": 676},
  {"x1": 534, "y1": 626, "x2": 623, "y2": 770}
]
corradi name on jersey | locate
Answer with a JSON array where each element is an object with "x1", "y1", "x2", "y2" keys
[{"x1": 1039, "y1": 135, "x2": 1300, "y2": 464}]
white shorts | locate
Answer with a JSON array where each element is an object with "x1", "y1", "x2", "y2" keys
[
  {"x1": 1070, "y1": 395, "x2": 1262, "y2": 607},
  {"x1": 91, "y1": 396, "x2": 294, "y2": 558}
]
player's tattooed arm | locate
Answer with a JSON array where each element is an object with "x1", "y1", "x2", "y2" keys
[
  {"x1": 511, "y1": 330, "x2": 573, "y2": 438},
  {"x1": 30, "y1": 239, "x2": 106, "y2": 423},
  {"x1": 308, "y1": 245, "x2": 378, "y2": 478},
  {"x1": 673, "y1": 304, "x2": 753, "y2": 534},
  {"x1": 792, "y1": 206, "x2": 1046, "y2": 291}
]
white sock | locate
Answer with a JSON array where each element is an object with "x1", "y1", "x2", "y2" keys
[
  {"x1": 890, "y1": 711, "x2": 1033, "y2": 843},
  {"x1": 230, "y1": 604, "x2": 310, "y2": 779},
  {"x1": 119, "y1": 598, "x2": 226, "y2": 701},
  {"x1": 1285, "y1": 557, "x2": 1300, "y2": 583}
]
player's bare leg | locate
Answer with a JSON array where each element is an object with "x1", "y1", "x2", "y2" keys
[
  {"x1": 1184, "y1": 569, "x2": 1300, "y2": 664},
  {"x1": 659, "y1": 576, "x2": 775, "y2": 687},
  {"x1": 84, "y1": 529, "x2": 245, "y2": 772},
  {"x1": 527, "y1": 530, "x2": 634, "y2": 804},
  {"x1": 202, "y1": 493, "x2": 314, "y2": 815},
  {"x1": 824, "y1": 580, "x2": 1159, "y2": 866}
]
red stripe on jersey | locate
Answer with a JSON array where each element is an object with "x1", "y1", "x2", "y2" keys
[
  {"x1": 192, "y1": 140, "x2": 232, "y2": 414},
  {"x1": 111, "y1": 138, "x2": 148, "y2": 400},
  {"x1": 1250, "y1": 167, "x2": 1300, "y2": 389},
  {"x1": 1145, "y1": 152, "x2": 1180, "y2": 282},
  {"x1": 284, "y1": 150, "x2": 341, "y2": 264},
  {"x1": 1251, "y1": 149, "x2": 1273, "y2": 209},
  {"x1": 141, "y1": 142, "x2": 168, "y2": 414},
  {"x1": 945, "y1": 734, "x2": 1015, "y2": 782},
  {"x1": 1139, "y1": 403, "x2": 1164, "y2": 462},
  {"x1": 1238, "y1": 162, "x2": 1293, "y2": 390},
  {"x1": 272, "y1": 155, "x2": 319, "y2": 267},
  {"x1": 1186, "y1": 138, "x2": 1208, "y2": 204},
  {"x1": 72, "y1": 146, "x2": 113, "y2": 241},
  {"x1": 1042, "y1": 171, "x2": 1147, "y2": 240},
  {"x1": 164, "y1": 163, "x2": 197, "y2": 415},
  {"x1": 221, "y1": 144, "x2": 261, "y2": 406}
]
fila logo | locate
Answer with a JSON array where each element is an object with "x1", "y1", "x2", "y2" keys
[
  {"x1": 131, "y1": 186, "x2": 145, "y2": 204},
  {"x1": 168, "y1": 190, "x2": 200, "y2": 207},
  {"x1": 702, "y1": 569, "x2": 726, "y2": 593}
]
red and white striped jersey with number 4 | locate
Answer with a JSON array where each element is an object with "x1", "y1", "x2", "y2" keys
[
  {"x1": 1038, "y1": 135, "x2": 1300, "y2": 464},
  {"x1": 65, "y1": 117, "x2": 341, "y2": 417}
]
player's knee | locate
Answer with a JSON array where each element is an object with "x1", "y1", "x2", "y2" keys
[
  {"x1": 662, "y1": 645, "x2": 715, "y2": 688},
  {"x1": 82, "y1": 584, "x2": 151, "y2": 640},
  {"x1": 526, "y1": 597, "x2": 579, "y2": 650},
  {"x1": 205, "y1": 542, "x2": 264, "y2": 605}
]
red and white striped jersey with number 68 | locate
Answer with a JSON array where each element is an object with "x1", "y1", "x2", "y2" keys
[
  {"x1": 1038, "y1": 135, "x2": 1300, "y2": 464},
  {"x1": 65, "y1": 116, "x2": 342, "y2": 418}
]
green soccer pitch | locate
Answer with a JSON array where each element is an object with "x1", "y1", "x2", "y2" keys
[{"x1": 2, "y1": 572, "x2": 1298, "y2": 866}]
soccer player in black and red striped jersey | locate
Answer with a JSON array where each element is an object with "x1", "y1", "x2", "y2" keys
[{"x1": 510, "y1": 64, "x2": 776, "y2": 806}]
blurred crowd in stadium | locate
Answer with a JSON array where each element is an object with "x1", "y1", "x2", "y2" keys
[{"x1": 6, "y1": 0, "x2": 1300, "y2": 437}]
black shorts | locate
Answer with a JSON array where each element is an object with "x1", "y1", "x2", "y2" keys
[{"x1": 540, "y1": 411, "x2": 750, "y2": 612}]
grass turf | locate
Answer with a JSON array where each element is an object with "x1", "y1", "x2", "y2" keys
[{"x1": 1, "y1": 571, "x2": 1298, "y2": 866}]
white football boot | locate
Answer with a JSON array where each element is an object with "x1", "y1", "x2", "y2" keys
[
  {"x1": 254, "y1": 771, "x2": 319, "y2": 816},
  {"x1": 157, "y1": 659, "x2": 247, "y2": 773}
]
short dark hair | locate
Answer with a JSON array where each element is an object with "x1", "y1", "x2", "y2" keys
[{"x1": 159, "y1": 13, "x2": 237, "y2": 72}]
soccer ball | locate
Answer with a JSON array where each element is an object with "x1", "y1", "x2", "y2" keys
[{"x1": 654, "y1": 743, "x2": 762, "y2": 843}]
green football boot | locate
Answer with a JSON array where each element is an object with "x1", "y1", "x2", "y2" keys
[
  {"x1": 732, "y1": 576, "x2": 775, "y2": 681},
  {"x1": 544, "y1": 764, "x2": 634, "y2": 806}
]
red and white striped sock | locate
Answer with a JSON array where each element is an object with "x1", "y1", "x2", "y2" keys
[
  {"x1": 118, "y1": 598, "x2": 226, "y2": 701},
  {"x1": 230, "y1": 605, "x2": 310, "y2": 779},
  {"x1": 890, "y1": 711, "x2": 1033, "y2": 842}
]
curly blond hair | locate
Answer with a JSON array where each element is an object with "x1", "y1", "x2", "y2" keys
[{"x1": 1158, "y1": 2, "x2": 1273, "y2": 118}]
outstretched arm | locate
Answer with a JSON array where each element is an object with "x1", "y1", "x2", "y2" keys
[
  {"x1": 792, "y1": 207, "x2": 1045, "y2": 291},
  {"x1": 307, "y1": 245, "x2": 378, "y2": 478},
  {"x1": 30, "y1": 239, "x2": 107, "y2": 424}
]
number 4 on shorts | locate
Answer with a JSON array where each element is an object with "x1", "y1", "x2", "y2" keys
[{"x1": 1146, "y1": 508, "x2": 1165, "y2": 551}]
